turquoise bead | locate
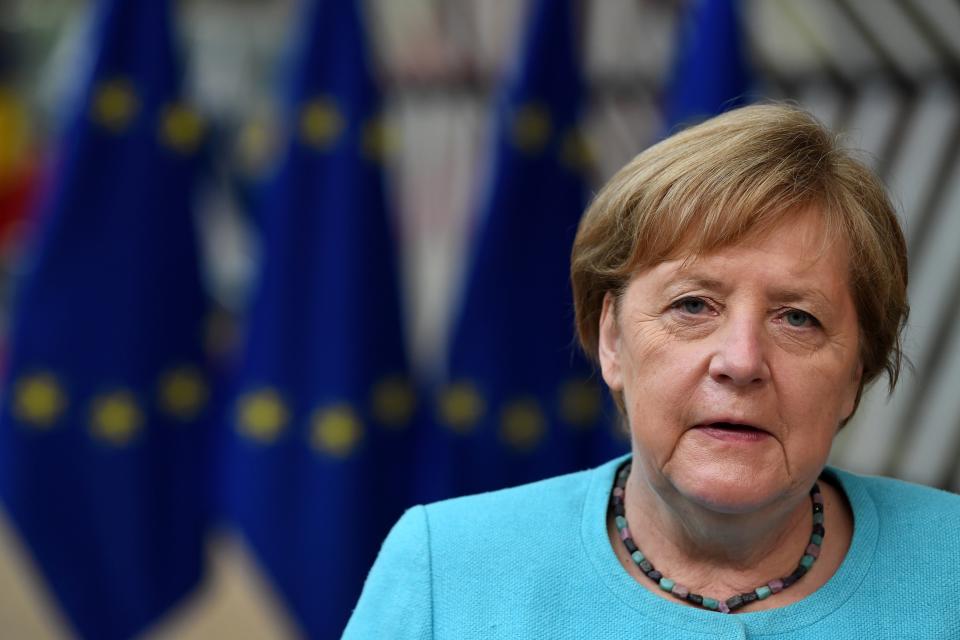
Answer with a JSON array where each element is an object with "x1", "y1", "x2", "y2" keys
[
  {"x1": 811, "y1": 534, "x2": 823, "y2": 545},
  {"x1": 800, "y1": 554, "x2": 815, "y2": 569},
  {"x1": 755, "y1": 586, "x2": 772, "y2": 600},
  {"x1": 702, "y1": 597, "x2": 719, "y2": 610},
  {"x1": 659, "y1": 577, "x2": 675, "y2": 592},
  {"x1": 813, "y1": 512, "x2": 824, "y2": 524},
  {"x1": 615, "y1": 515, "x2": 627, "y2": 530},
  {"x1": 630, "y1": 550, "x2": 645, "y2": 564}
]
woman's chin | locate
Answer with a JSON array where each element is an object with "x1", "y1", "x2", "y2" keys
[{"x1": 665, "y1": 464, "x2": 788, "y2": 515}]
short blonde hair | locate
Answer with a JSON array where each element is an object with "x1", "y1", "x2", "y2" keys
[{"x1": 571, "y1": 103, "x2": 908, "y2": 416}]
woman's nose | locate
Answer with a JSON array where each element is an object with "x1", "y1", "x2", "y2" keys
[{"x1": 707, "y1": 316, "x2": 771, "y2": 387}]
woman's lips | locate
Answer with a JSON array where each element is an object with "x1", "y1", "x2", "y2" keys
[{"x1": 693, "y1": 423, "x2": 772, "y2": 442}]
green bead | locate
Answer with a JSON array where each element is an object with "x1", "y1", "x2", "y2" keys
[
  {"x1": 659, "y1": 577, "x2": 675, "y2": 592},
  {"x1": 800, "y1": 554, "x2": 815, "y2": 569},
  {"x1": 702, "y1": 597, "x2": 719, "y2": 610},
  {"x1": 755, "y1": 586, "x2": 772, "y2": 600},
  {"x1": 630, "y1": 550, "x2": 645, "y2": 564},
  {"x1": 810, "y1": 534, "x2": 823, "y2": 545},
  {"x1": 813, "y1": 512, "x2": 824, "y2": 524},
  {"x1": 615, "y1": 515, "x2": 627, "y2": 530}
]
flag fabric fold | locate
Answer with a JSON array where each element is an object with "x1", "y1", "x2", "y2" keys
[
  {"x1": 427, "y1": 0, "x2": 624, "y2": 501},
  {"x1": 664, "y1": 0, "x2": 753, "y2": 130},
  {"x1": 220, "y1": 0, "x2": 415, "y2": 636},
  {"x1": 0, "y1": 1, "x2": 212, "y2": 638}
]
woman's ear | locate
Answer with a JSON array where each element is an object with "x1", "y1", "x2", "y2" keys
[{"x1": 598, "y1": 292, "x2": 624, "y2": 393}]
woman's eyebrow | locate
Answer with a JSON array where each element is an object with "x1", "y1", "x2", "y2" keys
[
  {"x1": 662, "y1": 278, "x2": 836, "y2": 311},
  {"x1": 766, "y1": 287, "x2": 838, "y2": 317},
  {"x1": 767, "y1": 287, "x2": 831, "y2": 306},
  {"x1": 662, "y1": 275, "x2": 727, "y2": 294}
]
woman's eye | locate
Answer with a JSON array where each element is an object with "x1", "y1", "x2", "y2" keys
[
  {"x1": 784, "y1": 309, "x2": 817, "y2": 328},
  {"x1": 677, "y1": 298, "x2": 706, "y2": 314}
]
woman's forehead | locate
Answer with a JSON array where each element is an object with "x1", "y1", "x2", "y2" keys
[
  {"x1": 627, "y1": 215, "x2": 854, "y2": 301},
  {"x1": 640, "y1": 208, "x2": 848, "y2": 273}
]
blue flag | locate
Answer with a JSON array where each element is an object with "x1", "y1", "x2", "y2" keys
[
  {"x1": 0, "y1": 1, "x2": 212, "y2": 638},
  {"x1": 664, "y1": 0, "x2": 753, "y2": 130},
  {"x1": 427, "y1": 0, "x2": 624, "y2": 500},
  {"x1": 220, "y1": 0, "x2": 415, "y2": 636}
]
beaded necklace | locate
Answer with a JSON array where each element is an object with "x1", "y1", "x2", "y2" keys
[{"x1": 611, "y1": 461, "x2": 825, "y2": 613}]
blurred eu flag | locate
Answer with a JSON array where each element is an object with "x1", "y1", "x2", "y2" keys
[
  {"x1": 0, "y1": 1, "x2": 211, "y2": 638},
  {"x1": 664, "y1": 0, "x2": 753, "y2": 130},
  {"x1": 428, "y1": 0, "x2": 623, "y2": 500},
  {"x1": 220, "y1": 0, "x2": 415, "y2": 636}
]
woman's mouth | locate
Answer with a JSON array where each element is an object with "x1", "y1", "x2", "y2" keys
[{"x1": 693, "y1": 422, "x2": 772, "y2": 442}]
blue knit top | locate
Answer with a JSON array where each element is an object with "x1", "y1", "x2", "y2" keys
[{"x1": 343, "y1": 455, "x2": 960, "y2": 638}]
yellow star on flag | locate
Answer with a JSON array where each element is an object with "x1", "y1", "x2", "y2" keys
[
  {"x1": 370, "y1": 375, "x2": 415, "y2": 428},
  {"x1": 310, "y1": 405, "x2": 363, "y2": 457},
  {"x1": 157, "y1": 366, "x2": 208, "y2": 421},
  {"x1": 89, "y1": 390, "x2": 143, "y2": 446},
  {"x1": 437, "y1": 382, "x2": 485, "y2": 434},
  {"x1": 500, "y1": 397, "x2": 546, "y2": 452},
  {"x1": 236, "y1": 388, "x2": 289, "y2": 443},
  {"x1": 159, "y1": 103, "x2": 204, "y2": 154},
  {"x1": 510, "y1": 103, "x2": 552, "y2": 154},
  {"x1": 12, "y1": 373, "x2": 66, "y2": 429},
  {"x1": 361, "y1": 116, "x2": 397, "y2": 161},
  {"x1": 558, "y1": 378, "x2": 602, "y2": 428},
  {"x1": 300, "y1": 98, "x2": 344, "y2": 150},
  {"x1": 90, "y1": 78, "x2": 139, "y2": 133}
]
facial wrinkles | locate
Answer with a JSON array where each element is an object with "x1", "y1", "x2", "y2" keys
[
  {"x1": 617, "y1": 315, "x2": 699, "y2": 478},
  {"x1": 713, "y1": 296, "x2": 820, "y2": 482},
  {"x1": 600, "y1": 212, "x2": 864, "y2": 582},
  {"x1": 662, "y1": 261, "x2": 850, "y2": 357},
  {"x1": 641, "y1": 280, "x2": 829, "y2": 486},
  {"x1": 619, "y1": 314, "x2": 681, "y2": 459},
  {"x1": 702, "y1": 308, "x2": 793, "y2": 482},
  {"x1": 621, "y1": 307, "x2": 666, "y2": 362}
]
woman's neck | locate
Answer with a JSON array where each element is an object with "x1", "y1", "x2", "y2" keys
[
  {"x1": 628, "y1": 473, "x2": 811, "y2": 589},
  {"x1": 610, "y1": 466, "x2": 853, "y2": 608}
]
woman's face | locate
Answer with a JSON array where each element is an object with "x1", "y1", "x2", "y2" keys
[{"x1": 598, "y1": 212, "x2": 863, "y2": 514}]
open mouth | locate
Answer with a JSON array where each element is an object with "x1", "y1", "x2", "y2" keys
[{"x1": 696, "y1": 422, "x2": 771, "y2": 442}]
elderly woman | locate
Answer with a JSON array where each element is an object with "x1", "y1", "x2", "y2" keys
[{"x1": 343, "y1": 104, "x2": 960, "y2": 638}]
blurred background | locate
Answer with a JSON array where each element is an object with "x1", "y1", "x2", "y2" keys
[{"x1": 0, "y1": 0, "x2": 959, "y2": 637}]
